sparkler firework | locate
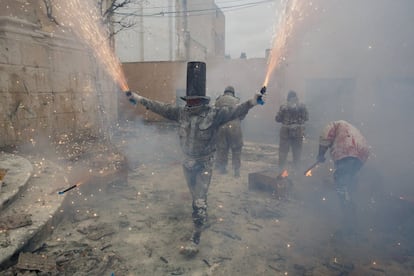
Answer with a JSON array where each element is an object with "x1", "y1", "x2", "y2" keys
[
  {"x1": 304, "y1": 160, "x2": 320, "y2": 176},
  {"x1": 58, "y1": 180, "x2": 84, "y2": 195},
  {"x1": 263, "y1": 0, "x2": 308, "y2": 87},
  {"x1": 53, "y1": 0, "x2": 129, "y2": 91},
  {"x1": 58, "y1": 184, "x2": 77, "y2": 195}
]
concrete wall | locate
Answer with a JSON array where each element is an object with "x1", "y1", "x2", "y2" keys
[
  {"x1": 181, "y1": 0, "x2": 225, "y2": 60},
  {"x1": 121, "y1": 61, "x2": 187, "y2": 121},
  {"x1": 115, "y1": 0, "x2": 178, "y2": 62},
  {"x1": 0, "y1": 0, "x2": 118, "y2": 147}
]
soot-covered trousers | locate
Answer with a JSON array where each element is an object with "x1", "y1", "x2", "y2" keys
[
  {"x1": 278, "y1": 125, "x2": 304, "y2": 169},
  {"x1": 182, "y1": 156, "x2": 213, "y2": 234},
  {"x1": 215, "y1": 122, "x2": 243, "y2": 172},
  {"x1": 334, "y1": 156, "x2": 363, "y2": 230},
  {"x1": 334, "y1": 156, "x2": 363, "y2": 205}
]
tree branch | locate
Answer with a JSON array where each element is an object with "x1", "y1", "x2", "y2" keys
[{"x1": 43, "y1": 0, "x2": 60, "y2": 25}]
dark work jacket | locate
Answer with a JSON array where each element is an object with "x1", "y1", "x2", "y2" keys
[
  {"x1": 275, "y1": 101, "x2": 309, "y2": 139},
  {"x1": 140, "y1": 97, "x2": 254, "y2": 158},
  {"x1": 215, "y1": 92, "x2": 243, "y2": 148}
]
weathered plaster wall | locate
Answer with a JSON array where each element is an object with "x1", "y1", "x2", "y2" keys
[{"x1": 0, "y1": 1, "x2": 118, "y2": 147}]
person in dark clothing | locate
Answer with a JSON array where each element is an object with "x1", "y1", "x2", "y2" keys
[
  {"x1": 214, "y1": 86, "x2": 245, "y2": 177},
  {"x1": 275, "y1": 90, "x2": 308, "y2": 170},
  {"x1": 126, "y1": 62, "x2": 264, "y2": 256}
]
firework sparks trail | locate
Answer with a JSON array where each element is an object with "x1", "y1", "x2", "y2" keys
[
  {"x1": 263, "y1": 0, "x2": 307, "y2": 87},
  {"x1": 54, "y1": 0, "x2": 129, "y2": 91}
]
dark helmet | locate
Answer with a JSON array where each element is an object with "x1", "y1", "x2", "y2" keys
[
  {"x1": 287, "y1": 90, "x2": 297, "y2": 101},
  {"x1": 224, "y1": 86, "x2": 235, "y2": 96}
]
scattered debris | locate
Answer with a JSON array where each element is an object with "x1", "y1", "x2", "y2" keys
[
  {"x1": 0, "y1": 231, "x2": 11, "y2": 248},
  {"x1": 159, "y1": 256, "x2": 168, "y2": 263},
  {"x1": 268, "y1": 264, "x2": 281, "y2": 272},
  {"x1": 202, "y1": 259, "x2": 211, "y2": 267},
  {"x1": 325, "y1": 258, "x2": 354, "y2": 273},
  {"x1": 31, "y1": 243, "x2": 47, "y2": 253},
  {"x1": 76, "y1": 222, "x2": 115, "y2": 241},
  {"x1": 101, "y1": 243, "x2": 112, "y2": 251},
  {"x1": 211, "y1": 229, "x2": 242, "y2": 241},
  {"x1": 0, "y1": 214, "x2": 32, "y2": 230},
  {"x1": 71, "y1": 207, "x2": 99, "y2": 222},
  {"x1": 16, "y1": 252, "x2": 56, "y2": 273},
  {"x1": 370, "y1": 266, "x2": 386, "y2": 273},
  {"x1": 248, "y1": 205, "x2": 281, "y2": 219}
]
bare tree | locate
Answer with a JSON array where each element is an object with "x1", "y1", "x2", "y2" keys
[
  {"x1": 99, "y1": 0, "x2": 140, "y2": 38},
  {"x1": 43, "y1": 0, "x2": 59, "y2": 25},
  {"x1": 42, "y1": 0, "x2": 141, "y2": 37}
]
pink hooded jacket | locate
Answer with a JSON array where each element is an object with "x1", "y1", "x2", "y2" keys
[{"x1": 319, "y1": 120, "x2": 370, "y2": 163}]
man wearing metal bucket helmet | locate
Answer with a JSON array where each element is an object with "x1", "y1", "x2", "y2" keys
[{"x1": 126, "y1": 62, "x2": 264, "y2": 256}]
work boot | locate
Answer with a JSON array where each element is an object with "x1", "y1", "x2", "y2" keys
[
  {"x1": 179, "y1": 241, "x2": 199, "y2": 257},
  {"x1": 179, "y1": 230, "x2": 200, "y2": 257},
  {"x1": 191, "y1": 229, "x2": 201, "y2": 245}
]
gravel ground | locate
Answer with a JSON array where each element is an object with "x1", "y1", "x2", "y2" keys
[{"x1": 2, "y1": 126, "x2": 414, "y2": 275}]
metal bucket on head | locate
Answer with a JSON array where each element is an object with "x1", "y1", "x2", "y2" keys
[{"x1": 186, "y1": 61, "x2": 206, "y2": 99}]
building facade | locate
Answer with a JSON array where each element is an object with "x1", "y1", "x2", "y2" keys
[{"x1": 114, "y1": 0, "x2": 225, "y2": 62}]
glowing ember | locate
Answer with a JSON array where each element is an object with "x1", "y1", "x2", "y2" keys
[
  {"x1": 53, "y1": 0, "x2": 129, "y2": 91},
  {"x1": 305, "y1": 170, "x2": 312, "y2": 176},
  {"x1": 263, "y1": 0, "x2": 308, "y2": 87},
  {"x1": 281, "y1": 169, "x2": 288, "y2": 178}
]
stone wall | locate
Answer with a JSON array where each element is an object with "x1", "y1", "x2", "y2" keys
[{"x1": 0, "y1": 1, "x2": 118, "y2": 147}]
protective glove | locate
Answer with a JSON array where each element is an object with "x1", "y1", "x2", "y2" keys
[
  {"x1": 250, "y1": 92, "x2": 266, "y2": 106},
  {"x1": 257, "y1": 86, "x2": 267, "y2": 105},
  {"x1": 317, "y1": 145, "x2": 328, "y2": 163},
  {"x1": 125, "y1": 91, "x2": 143, "y2": 105}
]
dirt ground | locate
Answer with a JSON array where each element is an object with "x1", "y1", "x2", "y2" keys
[{"x1": 2, "y1": 126, "x2": 414, "y2": 276}]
